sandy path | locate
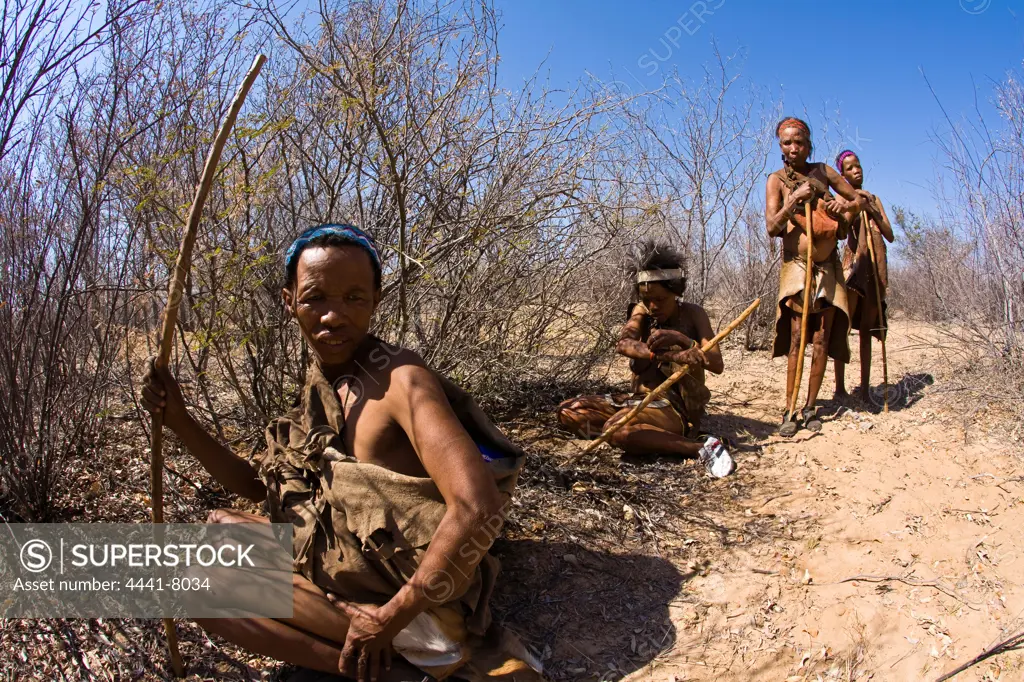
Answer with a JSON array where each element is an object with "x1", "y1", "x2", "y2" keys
[
  {"x1": 622, "y1": 320, "x2": 1024, "y2": 681},
  {"x1": 6, "y1": 318, "x2": 1017, "y2": 681}
]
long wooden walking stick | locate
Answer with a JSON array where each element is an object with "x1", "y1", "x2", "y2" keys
[
  {"x1": 578, "y1": 298, "x2": 761, "y2": 456},
  {"x1": 787, "y1": 201, "x2": 815, "y2": 419},
  {"x1": 862, "y1": 211, "x2": 889, "y2": 412},
  {"x1": 150, "y1": 54, "x2": 266, "y2": 677}
]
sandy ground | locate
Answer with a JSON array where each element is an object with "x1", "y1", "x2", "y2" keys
[
  {"x1": 3, "y1": 319, "x2": 1022, "y2": 682},
  {"x1": 498, "y1": 318, "x2": 1023, "y2": 682}
]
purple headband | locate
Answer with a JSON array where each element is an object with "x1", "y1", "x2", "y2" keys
[{"x1": 835, "y1": 150, "x2": 857, "y2": 173}]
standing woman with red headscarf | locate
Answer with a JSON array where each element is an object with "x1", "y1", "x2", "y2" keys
[{"x1": 765, "y1": 118, "x2": 867, "y2": 436}]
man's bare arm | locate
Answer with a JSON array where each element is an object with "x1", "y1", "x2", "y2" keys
[
  {"x1": 141, "y1": 360, "x2": 266, "y2": 502},
  {"x1": 616, "y1": 306, "x2": 653, "y2": 361},
  {"x1": 170, "y1": 417, "x2": 267, "y2": 502},
  {"x1": 381, "y1": 360, "x2": 505, "y2": 632}
]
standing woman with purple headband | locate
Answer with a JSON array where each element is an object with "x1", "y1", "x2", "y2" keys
[{"x1": 832, "y1": 151, "x2": 896, "y2": 405}]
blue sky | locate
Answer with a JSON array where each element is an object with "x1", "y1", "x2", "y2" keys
[{"x1": 492, "y1": 0, "x2": 1024, "y2": 217}]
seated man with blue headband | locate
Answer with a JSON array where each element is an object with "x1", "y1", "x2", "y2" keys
[{"x1": 141, "y1": 224, "x2": 540, "y2": 681}]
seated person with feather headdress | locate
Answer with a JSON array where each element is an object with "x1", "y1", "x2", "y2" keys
[{"x1": 557, "y1": 241, "x2": 734, "y2": 476}]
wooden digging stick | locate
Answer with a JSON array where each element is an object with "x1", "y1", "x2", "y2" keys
[
  {"x1": 787, "y1": 202, "x2": 815, "y2": 418},
  {"x1": 578, "y1": 297, "x2": 761, "y2": 456},
  {"x1": 150, "y1": 54, "x2": 266, "y2": 677},
  {"x1": 862, "y1": 211, "x2": 889, "y2": 412}
]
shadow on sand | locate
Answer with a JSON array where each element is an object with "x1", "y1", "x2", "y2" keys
[
  {"x1": 491, "y1": 539, "x2": 687, "y2": 681},
  {"x1": 819, "y1": 371, "x2": 935, "y2": 418},
  {"x1": 862, "y1": 371, "x2": 934, "y2": 412},
  {"x1": 702, "y1": 411, "x2": 779, "y2": 450}
]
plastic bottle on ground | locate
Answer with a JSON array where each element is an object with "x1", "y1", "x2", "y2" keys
[{"x1": 698, "y1": 435, "x2": 735, "y2": 478}]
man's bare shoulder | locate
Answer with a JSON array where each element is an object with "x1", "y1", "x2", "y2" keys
[
  {"x1": 360, "y1": 338, "x2": 429, "y2": 381},
  {"x1": 390, "y1": 355, "x2": 440, "y2": 393},
  {"x1": 358, "y1": 339, "x2": 447, "y2": 408}
]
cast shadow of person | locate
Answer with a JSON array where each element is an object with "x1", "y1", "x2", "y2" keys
[
  {"x1": 861, "y1": 371, "x2": 934, "y2": 413},
  {"x1": 490, "y1": 539, "x2": 688, "y2": 681},
  {"x1": 700, "y1": 411, "x2": 778, "y2": 451},
  {"x1": 820, "y1": 372, "x2": 935, "y2": 418}
]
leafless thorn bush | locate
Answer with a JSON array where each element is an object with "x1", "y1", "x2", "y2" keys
[
  {"x1": 890, "y1": 68, "x2": 1024, "y2": 432},
  {"x1": 0, "y1": 0, "x2": 148, "y2": 520},
  {"x1": 2, "y1": 0, "x2": 649, "y2": 521},
  {"x1": 612, "y1": 47, "x2": 778, "y2": 349}
]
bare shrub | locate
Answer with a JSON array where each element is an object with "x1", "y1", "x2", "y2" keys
[
  {"x1": 889, "y1": 68, "x2": 1024, "y2": 429},
  {"x1": 23, "y1": 0, "x2": 641, "y2": 450},
  {"x1": 887, "y1": 208, "x2": 978, "y2": 324},
  {"x1": 1, "y1": 0, "x2": 643, "y2": 508},
  {"x1": 721, "y1": 209, "x2": 780, "y2": 350},
  {"x1": 618, "y1": 48, "x2": 775, "y2": 310},
  {"x1": 0, "y1": 0, "x2": 144, "y2": 519}
]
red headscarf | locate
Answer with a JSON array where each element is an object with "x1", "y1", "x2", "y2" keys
[{"x1": 775, "y1": 117, "x2": 810, "y2": 138}]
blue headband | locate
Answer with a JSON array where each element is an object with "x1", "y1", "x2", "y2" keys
[{"x1": 284, "y1": 224, "x2": 381, "y2": 279}]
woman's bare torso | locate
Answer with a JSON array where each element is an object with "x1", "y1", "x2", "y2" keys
[
  {"x1": 775, "y1": 163, "x2": 841, "y2": 263},
  {"x1": 630, "y1": 304, "x2": 702, "y2": 394}
]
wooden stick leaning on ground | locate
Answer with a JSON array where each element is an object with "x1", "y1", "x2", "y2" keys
[
  {"x1": 862, "y1": 211, "x2": 889, "y2": 412},
  {"x1": 787, "y1": 201, "x2": 815, "y2": 418},
  {"x1": 150, "y1": 54, "x2": 266, "y2": 677},
  {"x1": 934, "y1": 628, "x2": 1024, "y2": 681},
  {"x1": 578, "y1": 298, "x2": 762, "y2": 456}
]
